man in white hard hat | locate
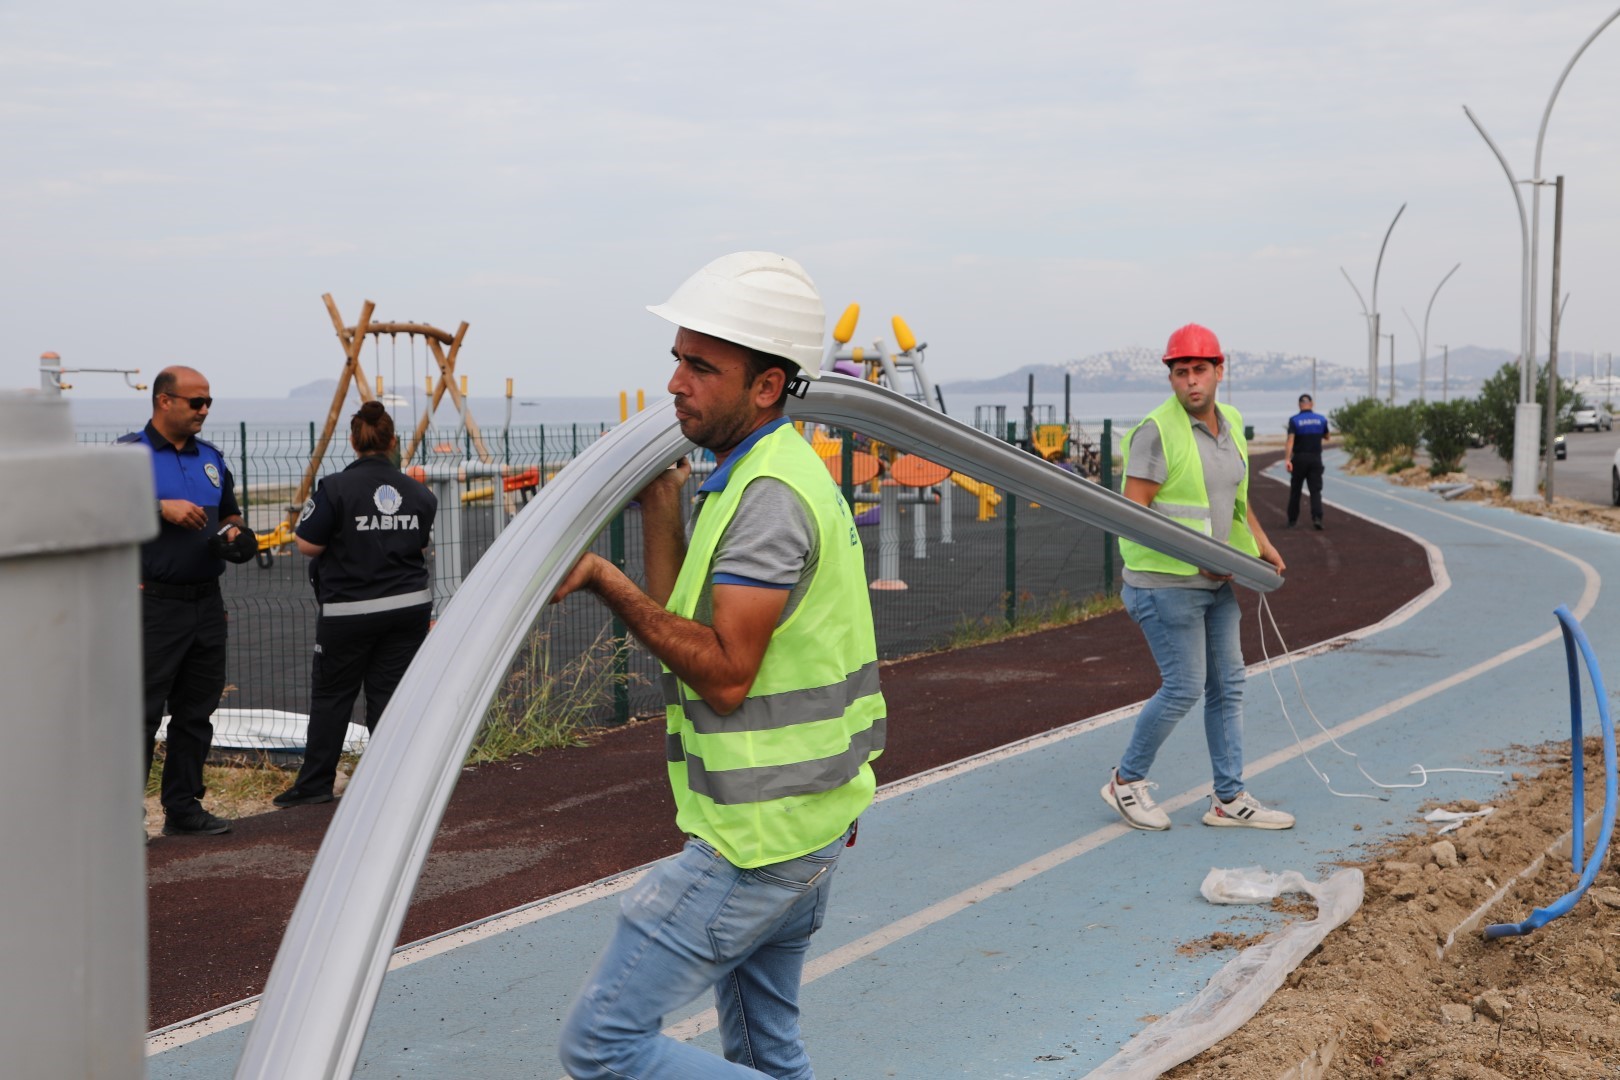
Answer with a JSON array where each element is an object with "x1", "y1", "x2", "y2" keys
[{"x1": 553, "y1": 252, "x2": 885, "y2": 1080}]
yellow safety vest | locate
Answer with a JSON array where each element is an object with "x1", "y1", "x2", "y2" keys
[
  {"x1": 1118, "y1": 397, "x2": 1259, "y2": 576},
  {"x1": 663, "y1": 422, "x2": 885, "y2": 868}
]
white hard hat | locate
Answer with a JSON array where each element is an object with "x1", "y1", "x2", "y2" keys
[{"x1": 648, "y1": 251, "x2": 824, "y2": 379}]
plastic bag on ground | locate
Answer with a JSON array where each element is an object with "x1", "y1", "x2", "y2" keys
[
  {"x1": 1200, "y1": 865, "x2": 1317, "y2": 905},
  {"x1": 1084, "y1": 867, "x2": 1364, "y2": 1079}
]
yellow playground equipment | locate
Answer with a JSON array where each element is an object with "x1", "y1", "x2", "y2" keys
[
  {"x1": 820, "y1": 304, "x2": 1006, "y2": 520},
  {"x1": 1031, "y1": 423, "x2": 1068, "y2": 461}
]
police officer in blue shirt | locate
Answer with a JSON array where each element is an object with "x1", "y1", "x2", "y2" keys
[
  {"x1": 1285, "y1": 393, "x2": 1332, "y2": 530},
  {"x1": 120, "y1": 366, "x2": 257, "y2": 836},
  {"x1": 274, "y1": 401, "x2": 436, "y2": 807}
]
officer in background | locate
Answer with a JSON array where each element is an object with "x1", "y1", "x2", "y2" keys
[
  {"x1": 120, "y1": 366, "x2": 257, "y2": 837},
  {"x1": 274, "y1": 401, "x2": 437, "y2": 807},
  {"x1": 1285, "y1": 392, "x2": 1331, "y2": 530}
]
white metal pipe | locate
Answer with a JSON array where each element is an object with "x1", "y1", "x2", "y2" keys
[{"x1": 235, "y1": 375, "x2": 1280, "y2": 1080}]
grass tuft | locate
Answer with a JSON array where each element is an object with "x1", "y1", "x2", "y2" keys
[
  {"x1": 468, "y1": 627, "x2": 642, "y2": 765},
  {"x1": 948, "y1": 590, "x2": 1123, "y2": 649}
]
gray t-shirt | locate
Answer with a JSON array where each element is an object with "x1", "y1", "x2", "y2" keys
[
  {"x1": 1122, "y1": 412, "x2": 1247, "y2": 591},
  {"x1": 687, "y1": 477, "x2": 818, "y2": 625}
]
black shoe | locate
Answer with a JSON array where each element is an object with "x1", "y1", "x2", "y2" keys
[
  {"x1": 273, "y1": 788, "x2": 334, "y2": 808},
  {"x1": 1285, "y1": 520, "x2": 1297, "y2": 529},
  {"x1": 1312, "y1": 520, "x2": 1324, "y2": 531},
  {"x1": 162, "y1": 809, "x2": 232, "y2": 836}
]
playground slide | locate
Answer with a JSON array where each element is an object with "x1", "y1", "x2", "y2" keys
[
  {"x1": 949, "y1": 471, "x2": 1001, "y2": 505},
  {"x1": 235, "y1": 375, "x2": 1281, "y2": 1080}
]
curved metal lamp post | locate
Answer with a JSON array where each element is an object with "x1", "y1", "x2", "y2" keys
[
  {"x1": 1463, "y1": 5, "x2": 1620, "y2": 500},
  {"x1": 1341, "y1": 203, "x2": 1405, "y2": 401},
  {"x1": 1402, "y1": 262, "x2": 1461, "y2": 403}
]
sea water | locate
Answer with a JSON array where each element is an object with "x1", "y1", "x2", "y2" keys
[
  {"x1": 63, "y1": 385, "x2": 1365, "y2": 447},
  {"x1": 63, "y1": 393, "x2": 628, "y2": 433}
]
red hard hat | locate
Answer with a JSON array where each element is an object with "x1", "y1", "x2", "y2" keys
[{"x1": 1162, "y1": 324, "x2": 1223, "y2": 365}]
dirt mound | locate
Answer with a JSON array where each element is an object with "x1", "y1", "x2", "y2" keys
[{"x1": 1165, "y1": 738, "x2": 1620, "y2": 1079}]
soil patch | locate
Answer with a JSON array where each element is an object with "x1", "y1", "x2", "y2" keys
[{"x1": 1165, "y1": 738, "x2": 1620, "y2": 1079}]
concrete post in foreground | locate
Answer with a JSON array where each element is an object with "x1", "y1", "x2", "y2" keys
[{"x1": 0, "y1": 391, "x2": 156, "y2": 1077}]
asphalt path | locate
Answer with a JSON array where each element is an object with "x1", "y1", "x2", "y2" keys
[{"x1": 1462, "y1": 425, "x2": 1620, "y2": 505}]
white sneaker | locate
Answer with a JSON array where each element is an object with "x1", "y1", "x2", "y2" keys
[
  {"x1": 1202, "y1": 791, "x2": 1295, "y2": 830},
  {"x1": 1101, "y1": 770, "x2": 1171, "y2": 831}
]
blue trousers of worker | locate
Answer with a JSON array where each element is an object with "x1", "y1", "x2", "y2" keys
[
  {"x1": 558, "y1": 826, "x2": 852, "y2": 1080},
  {"x1": 1117, "y1": 582, "x2": 1247, "y2": 802}
]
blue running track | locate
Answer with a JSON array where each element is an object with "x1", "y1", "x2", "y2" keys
[{"x1": 149, "y1": 453, "x2": 1617, "y2": 1078}]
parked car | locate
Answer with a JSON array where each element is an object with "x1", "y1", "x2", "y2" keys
[
  {"x1": 1613, "y1": 445, "x2": 1620, "y2": 506},
  {"x1": 1572, "y1": 405, "x2": 1613, "y2": 431}
]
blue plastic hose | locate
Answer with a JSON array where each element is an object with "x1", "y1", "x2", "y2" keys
[{"x1": 1483, "y1": 605, "x2": 1617, "y2": 939}]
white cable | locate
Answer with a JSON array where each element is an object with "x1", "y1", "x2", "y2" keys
[{"x1": 1253, "y1": 593, "x2": 1503, "y2": 800}]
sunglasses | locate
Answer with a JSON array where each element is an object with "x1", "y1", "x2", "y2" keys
[{"x1": 164, "y1": 393, "x2": 213, "y2": 410}]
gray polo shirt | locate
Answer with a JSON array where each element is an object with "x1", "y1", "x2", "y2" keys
[
  {"x1": 687, "y1": 477, "x2": 818, "y2": 625},
  {"x1": 1122, "y1": 410, "x2": 1247, "y2": 591}
]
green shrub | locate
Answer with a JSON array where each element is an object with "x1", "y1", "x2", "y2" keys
[
  {"x1": 1422, "y1": 399, "x2": 1477, "y2": 475},
  {"x1": 1329, "y1": 397, "x2": 1382, "y2": 461},
  {"x1": 1472, "y1": 361, "x2": 1583, "y2": 461},
  {"x1": 1354, "y1": 402, "x2": 1424, "y2": 464}
]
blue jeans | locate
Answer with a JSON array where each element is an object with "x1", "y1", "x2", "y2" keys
[
  {"x1": 559, "y1": 826, "x2": 852, "y2": 1080},
  {"x1": 1117, "y1": 583, "x2": 1247, "y2": 802}
]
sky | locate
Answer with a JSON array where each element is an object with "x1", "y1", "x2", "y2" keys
[{"x1": 8, "y1": 1, "x2": 1620, "y2": 402}]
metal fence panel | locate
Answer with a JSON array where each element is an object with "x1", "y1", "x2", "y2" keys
[{"x1": 84, "y1": 423, "x2": 1112, "y2": 754}]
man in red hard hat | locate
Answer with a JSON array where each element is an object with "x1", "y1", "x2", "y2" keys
[{"x1": 1101, "y1": 324, "x2": 1293, "y2": 832}]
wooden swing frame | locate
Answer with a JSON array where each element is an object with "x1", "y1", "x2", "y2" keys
[{"x1": 282, "y1": 294, "x2": 494, "y2": 531}]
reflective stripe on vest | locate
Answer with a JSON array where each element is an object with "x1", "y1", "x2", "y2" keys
[
  {"x1": 663, "y1": 423, "x2": 884, "y2": 869},
  {"x1": 663, "y1": 661, "x2": 881, "y2": 734},
  {"x1": 1118, "y1": 397, "x2": 1258, "y2": 575},
  {"x1": 667, "y1": 718, "x2": 888, "y2": 805}
]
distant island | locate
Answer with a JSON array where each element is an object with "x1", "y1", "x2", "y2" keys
[
  {"x1": 288, "y1": 378, "x2": 340, "y2": 399},
  {"x1": 937, "y1": 344, "x2": 1518, "y2": 395}
]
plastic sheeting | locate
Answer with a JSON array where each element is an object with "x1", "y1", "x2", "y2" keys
[{"x1": 1084, "y1": 866, "x2": 1364, "y2": 1079}]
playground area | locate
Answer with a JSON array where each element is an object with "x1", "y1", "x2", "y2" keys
[{"x1": 73, "y1": 298, "x2": 1118, "y2": 755}]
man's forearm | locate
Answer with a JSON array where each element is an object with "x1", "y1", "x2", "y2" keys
[
  {"x1": 586, "y1": 560, "x2": 746, "y2": 708},
  {"x1": 639, "y1": 492, "x2": 687, "y2": 606}
]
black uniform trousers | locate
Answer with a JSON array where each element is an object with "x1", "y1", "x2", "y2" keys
[
  {"x1": 141, "y1": 584, "x2": 228, "y2": 815},
  {"x1": 284, "y1": 604, "x2": 432, "y2": 799},
  {"x1": 1287, "y1": 453, "x2": 1325, "y2": 525}
]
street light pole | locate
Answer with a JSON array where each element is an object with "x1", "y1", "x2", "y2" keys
[
  {"x1": 1544, "y1": 175, "x2": 1567, "y2": 505},
  {"x1": 1382, "y1": 333, "x2": 1396, "y2": 405},
  {"x1": 1462, "y1": 106, "x2": 1536, "y2": 499},
  {"x1": 1404, "y1": 263, "x2": 1461, "y2": 405},
  {"x1": 1529, "y1": 6, "x2": 1620, "y2": 409},
  {"x1": 1442, "y1": 345, "x2": 1449, "y2": 403},
  {"x1": 1341, "y1": 203, "x2": 1405, "y2": 402}
]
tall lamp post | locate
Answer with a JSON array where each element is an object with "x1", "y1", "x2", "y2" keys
[
  {"x1": 1382, "y1": 333, "x2": 1396, "y2": 405},
  {"x1": 1401, "y1": 262, "x2": 1461, "y2": 404},
  {"x1": 1463, "y1": 5, "x2": 1620, "y2": 501},
  {"x1": 1340, "y1": 203, "x2": 1406, "y2": 401}
]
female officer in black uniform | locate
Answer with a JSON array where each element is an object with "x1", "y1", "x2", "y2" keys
[{"x1": 275, "y1": 402, "x2": 437, "y2": 806}]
